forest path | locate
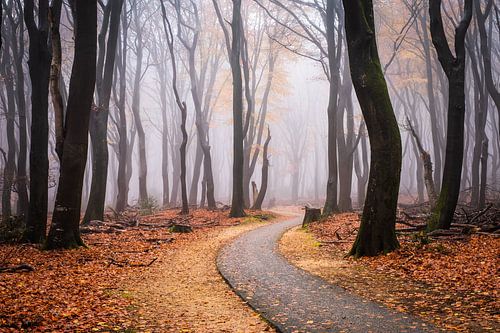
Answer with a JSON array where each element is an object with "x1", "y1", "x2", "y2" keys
[{"x1": 217, "y1": 214, "x2": 440, "y2": 333}]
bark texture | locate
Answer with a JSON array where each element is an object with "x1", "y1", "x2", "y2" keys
[{"x1": 343, "y1": 0, "x2": 402, "y2": 257}]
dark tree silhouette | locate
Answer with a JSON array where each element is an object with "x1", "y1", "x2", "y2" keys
[
  {"x1": 212, "y1": 0, "x2": 246, "y2": 217},
  {"x1": 343, "y1": 0, "x2": 402, "y2": 257},
  {"x1": 428, "y1": 0, "x2": 473, "y2": 231},
  {"x1": 84, "y1": 0, "x2": 123, "y2": 224},
  {"x1": 23, "y1": 0, "x2": 51, "y2": 243},
  {"x1": 46, "y1": 0, "x2": 97, "y2": 249}
]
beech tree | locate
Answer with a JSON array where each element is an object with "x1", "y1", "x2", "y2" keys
[
  {"x1": 343, "y1": 0, "x2": 402, "y2": 257},
  {"x1": 427, "y1": 0, "x2": 473, "y2": 231},
  {"x1": 84, "y1": 0, "x2": 123, "y2": 224},
  {"x1": 23, "y1": 0, "x2": 51, "y2": 243},
  {"x1": 46, "y1": 0, "x2": 97, "y2": 249}
]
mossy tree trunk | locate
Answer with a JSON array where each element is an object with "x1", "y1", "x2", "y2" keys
[
  {"x1": 45, "y1": 0, "x2": 97, "y2": 249},
  {"x1": 427, "y1": 0, "x2": 473, "y2": 231},
  {"x1": 343, "y1": 0, "x2": 402, "y2": 257}
]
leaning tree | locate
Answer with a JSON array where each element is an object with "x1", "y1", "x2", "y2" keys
[{"x1": 343, "y1": 0, "x2": 402, "y2": 257}]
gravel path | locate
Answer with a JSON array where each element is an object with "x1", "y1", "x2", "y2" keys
[{"x1": 217, "y1": 215, "x2": 440, "y2": 333}]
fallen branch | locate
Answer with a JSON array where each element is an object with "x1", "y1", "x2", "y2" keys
[
  {"x1": 470, "y1": 204, "x2": 493, "y2": 224},
  {"x1": 0, "y1": 264, "x2": 34, "y2": 273},
  {"x1": 320, "y1": 240, "x2": 352, "y2": 244},
  {"x1": 107, "y1": 257, "x2": 158, "y2": 268}
]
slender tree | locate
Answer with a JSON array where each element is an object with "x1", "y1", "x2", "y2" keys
[
  {"x1": 229, "y1": 0, "x2": 246, "y2": 217},
  {"x1": 428, "y1": 0, "x2": 473, "y2": 231},
  {"x1": 160, "y1": 0, "x2": 189, "y2": 215},
  {"x1": 46, "y1": 0, "x2": 97, "y2": 249},
  {"x1": 115, "y1": 1, "x2": 129, "y2": 212},
  {"x1": 212, "y1": 0, "x2": 245, "y2": 217},
  {"x1": 343, "y1": 0, "x2": 402, "y2": 257}
]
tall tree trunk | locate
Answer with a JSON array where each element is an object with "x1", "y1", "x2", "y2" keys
[
  {"x1": 160, "y1": 1, "x2": 188, "y2": 214},
  {"x1": 467, "y1": 29, "x2": 488, "y2": 207},
  {"x1": 337, "y1": 59, "x2": 355, "y2": 212},
  {"x1": 13, "y1": 4, "x2": 29, "y2": 216},
  {"x1": 428, "y1": 0, "x2": 473, "y2": 231},
  {"x1": 1, "y1": 48, "x2": 16, "y2": 220},
  {"x1": 159, "y1": 66, "x2": 170, "y2": 207},
  {"x1": 229, "y1": 0, "x2": 246, "y2": 217},
  {"x1": 115, "y1": 2, "x2": 128, "y2": 212},
  {"x1": 323, "y1": 0, "x2": 340, "y2": 216},
  {"x1": 131, "y1": 4, "x2": 147, "y2": 203},
  {"x1": 23, "y1": 0, "x2": 51, "y2": 243},
  {"x1": 418, "y1": 11, "x2": 442, "y2": 191},
  {"x1": 84, "y1": 0, "x2": 123, "y2": 223},
  {"x1": 46, "y1": 0, "x2": 97, "y2": 249},
  {"x1": 49, "y1": 0, "x2": 64, "y2": 160},
  {"x1": 343, "y1": 0, "x2": 402, "y2": 257},
  {"x1": 475, "y1": 0, "x2": 500, "y2": 126}
]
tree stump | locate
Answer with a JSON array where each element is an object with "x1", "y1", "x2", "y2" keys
[{"x1": 302, "y1": 207, "x2": 321, "y2": 227}]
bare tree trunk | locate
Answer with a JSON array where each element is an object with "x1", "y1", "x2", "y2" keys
[
  {"x1": 49, "y1": 0, "x2": 64, "y2": 160},
  {"x1": 13, "y1": 2, "x2": 29, "y2": 216},
  {"x1": 1, "y1": 42, "x2": 16, "y2": 219},
  {"x1": 475, "y1": 0, "x2": 500, "y2": 127},
  {"x1": 354, "y1": 130, "x2": 369, "y2": 209},
  {"x1": 417, "y1": 11, "x2": 442, "y2": 190},
  {"x1": 406, "y1": 116, "x2": 438, "y2": 207},
  {"x1": 323, "y1": 0, "x2": 340, "y2": 216},
  {"x1": 131, "y1": 3, "x2": 148, "y2": 203},
  {"x1": 160, "y1": 1, "x2": 188, "y2": 215},
  {"x1": 46, "y1": 0, "x2": 97, "y2": 249},
  {"x1": 428, "y1": 0, "x2": 473, "y2": 231},
  {"x1": 23, "y1": 0, "x2": 51, "y2": 243},
  {"x1": 344, "y1": 0, "x2": 402, "y2": 257},
  {"x1": 115, "y1": 2, "x2": 128, "y2": 212},
  {"x1": 252, "y1": 128, "x2": 271, "y2": 210},
  {"x1": 337, "y1": 58, "x2": 355, "y2": 212},
  {"x1": 84, "y1": 0, "x2": 123, "y2": 222},
  {"x1": 229, "y1": 0, "x2": 246, "y2": 217}
]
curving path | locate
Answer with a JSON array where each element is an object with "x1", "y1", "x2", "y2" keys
[{"x1": 217, "y1": 215, "x2": 440, "y2": 333}]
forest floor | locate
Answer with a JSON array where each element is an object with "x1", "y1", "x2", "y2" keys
[
  {"x1": 279, "y1": 213, "x2": 499, "y2": 332},
  {"x1": 0, "y1": 208, "x2": 278, "y2": 333}
]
